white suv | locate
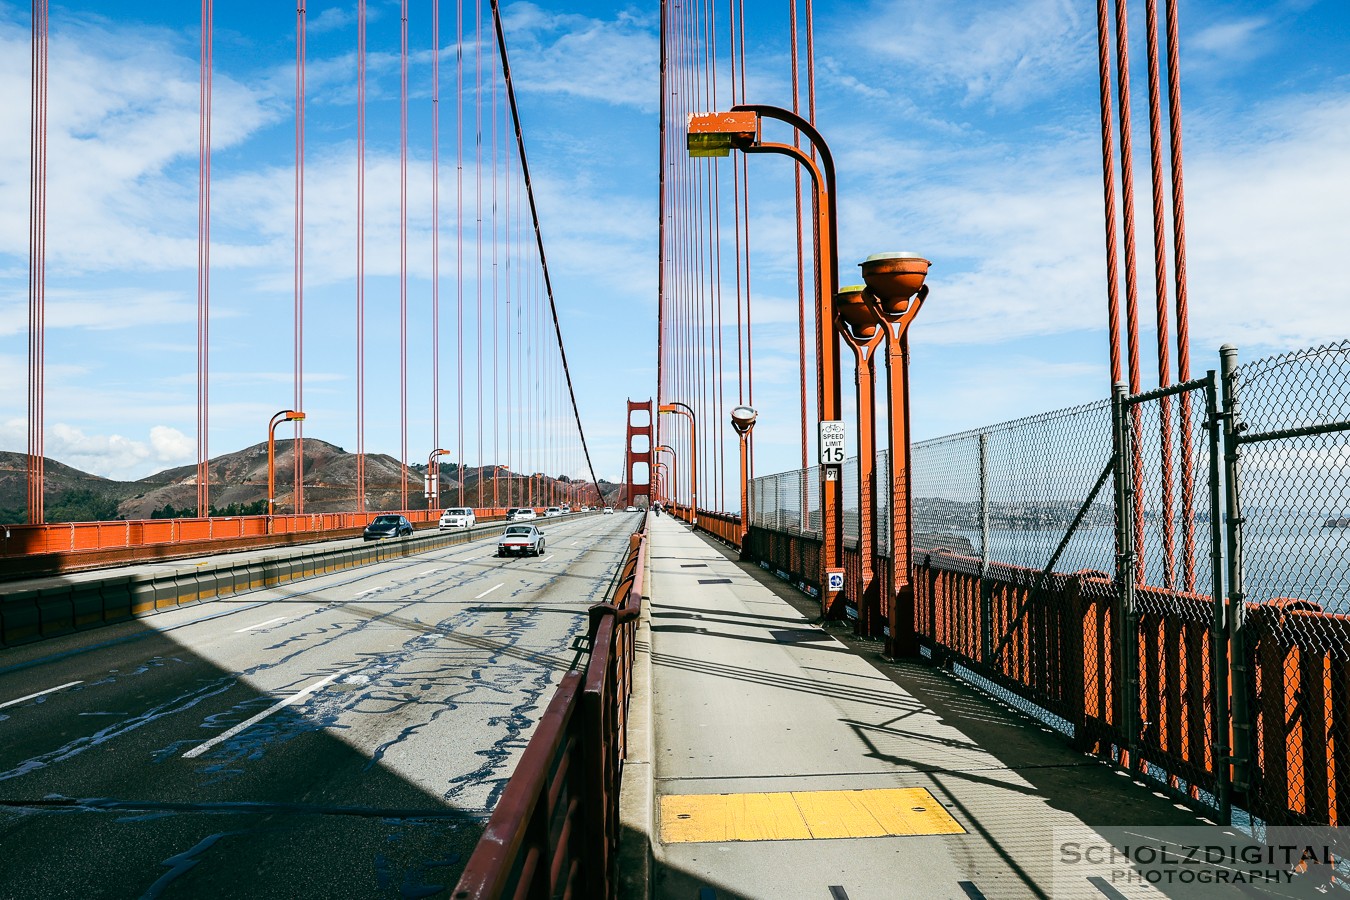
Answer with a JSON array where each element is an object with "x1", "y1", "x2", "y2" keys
[
  {"x1": 545, "y1": 507, "x2": 562, "y2": 517},
  {"x1": 438, "y1": 507, "x2": 476, "y2": 530}
]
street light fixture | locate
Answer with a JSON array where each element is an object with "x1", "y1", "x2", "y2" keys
[
  {"x1": 860, "y1": 251, "x2": 931, "y2": 657},
  {"x1": 730, "y1": 405, "x2": 758, "y2": 548},
  {"x1": 267, "y1": 409, "x2": 306, "y2": 530},
  {"x1": 427, "y1": 449, "x2": 452, "y2": 511},
  {"x1": 655, "y1": 444, "x2": 679, "y2": 521},
  {"x1": 687, "y1": 104, "x2": 844, "y2": 616},
  {"x1": 835, "y1": 285, "x2": 888, "y2": 637},
  {"x1": 658, "y1": 402, "x2": 697, "y2": 526}
]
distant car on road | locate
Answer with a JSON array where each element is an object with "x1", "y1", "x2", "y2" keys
[
  {"x1": 364, "y1": 515, "x2": 413, "y2": 541},
  {"x1": 545, "y1": 506, "x2": 562, "y2": 518},
  {"x1": 438, "y1": 507, "x2": 476, "y2": 530},
  {"x1": 497, "y1": 524, "x2": 545, "y2": 557},
  {"x1": 625, "y1": 506, "x2": 638, "y2": 513},
  {"x1": 602, "y1": 506, "x2": 614, "y2": 515},
  {"x1": 509, "y1": 507, "x2": 537, "y2": 521}
]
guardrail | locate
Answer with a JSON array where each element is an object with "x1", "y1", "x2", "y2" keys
[
  {"x1": 0, "y1": 516, "x2": 535, "y2": 648},
  {"x1": 452, "y1": 519, "x2": 646, "y2": 900},
  {"x1": 0, "y1": 508, "x2": 515, "y2": 580}
]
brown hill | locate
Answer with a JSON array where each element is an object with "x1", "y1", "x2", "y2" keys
[{"x1": 1, "y1": 442, "x2": 616, "y2": 524}]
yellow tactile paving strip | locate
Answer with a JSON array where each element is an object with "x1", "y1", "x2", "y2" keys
[{"x1": 659, "y1": 787, "x2": 965, "y2": 843}]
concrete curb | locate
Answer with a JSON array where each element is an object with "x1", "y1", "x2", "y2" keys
[{"x1": 617, "y1": 533, "x2": 655, "y2": 900}]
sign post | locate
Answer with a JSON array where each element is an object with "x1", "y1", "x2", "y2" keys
[{"x1": 818, "y1": 420, "x2": 846, "y2": 604}]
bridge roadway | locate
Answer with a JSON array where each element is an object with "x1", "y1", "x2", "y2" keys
[{"x1": 0, "y1": 512, "x2": 642, "y2": 898}]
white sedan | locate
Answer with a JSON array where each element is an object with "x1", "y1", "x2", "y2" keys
[{"x1": 497, "y1": 524, "x2": 545, "y2": 557}]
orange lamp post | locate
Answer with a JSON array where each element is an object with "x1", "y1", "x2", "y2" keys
[
  {"x1": 835, "y1": 285, "x2": 887, "y2": 637},
  {"x1": 658, "y1": 403, "x2": 697, "y2": 526},
  {"x1": 730, "y1": 405, "x2": 758, "y2": 549},
  {"x1": 687, "y1": 104, "x2": 843, "y2": 617},
  {"x1": 655, "y1": 444, "x2": 679, "y2": 521},
  {"x1": 267, "y1": 409, "x2": 306, "y2": 530},
  {"x1": 860, "y1": 252, "x2": 931, "y2": 657}
]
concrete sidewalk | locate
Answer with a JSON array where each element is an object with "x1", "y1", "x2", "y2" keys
[{"x1": 625, "y1": 515, "x2": 1243, "y2": 900}]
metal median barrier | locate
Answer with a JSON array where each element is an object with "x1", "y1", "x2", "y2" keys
[
  {"x1": 452, "y1": 519, "x2": 647, "y2": 900},
  {"x1": 0, "y1": 508, "x2": 514, "y2": 580},
  {"x1": 0, "y1": 518, "x2": 510, "y2": 648}
]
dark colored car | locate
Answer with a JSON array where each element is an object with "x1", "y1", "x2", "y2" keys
[{"x1": 363, "y1": 515, "x2": 413, "y2": 541}]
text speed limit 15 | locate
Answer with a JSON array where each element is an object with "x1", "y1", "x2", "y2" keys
[{"x1": 819, "y1": 420, "x2": 846, "y2": 466}]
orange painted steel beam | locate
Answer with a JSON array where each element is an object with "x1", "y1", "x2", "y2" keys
[
  {"x1": 687, "y1": 103, "x2": 844, "y2": 615},
  {"x1": 836, "y1": 286, "x2": 886, "y2": 638},
  {"x1": 862, "y1": 254, "x2": 930, "y2": 658}
]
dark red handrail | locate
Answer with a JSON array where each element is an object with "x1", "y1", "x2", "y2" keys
[{"x1": 453, "y1": 520, "x2": 647, "y2": 899}]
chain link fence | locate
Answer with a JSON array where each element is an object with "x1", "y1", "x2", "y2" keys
[
  {"x1": 1227, "y1": 341, "x2": 1350, "y2": 828},
  {"x1": 748, "y1": 466, "x2": 821, "y2": 539},
  {"x1": 741, "y1": 341, "x2": 1350, "y2": 831}
]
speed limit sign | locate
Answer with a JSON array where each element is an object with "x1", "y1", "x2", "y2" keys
[{"x1": 818, "y1": 420, "x2": 845, "y2": 465}]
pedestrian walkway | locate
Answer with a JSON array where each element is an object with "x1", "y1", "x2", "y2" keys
[{"x1": 625, "y1": 515, "x2": 1239, "y2": 900}]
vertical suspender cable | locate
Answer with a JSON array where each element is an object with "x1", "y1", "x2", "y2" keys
[
  {"x1": 658, "y1": 0, "x2": 668, "y2": 448},
  {"x1": 294, "y1": 0, "x2": 306, "y2": 514},
  {"x1": 737, "y1": 0, "x2": 751, "y2": 478},
  {"x1": 1093, "y1": 0, "x2": 1123, "y2": 386},
  {"x1": 789, "y1": 0, "x2": 807, "y2": 472},
  {"x1": 1112, "y1": 0, "x2": 1142, "y2": 395},
  {"x1": 197, "y1": 0, "x2": 213, "y2": 517},
  {"x1": 489, "y1": 0, "x2": 605, "y2": 501},
  {"x1": 476, "y1": 0, "x2": 484, "y2": 510},
  {"x1": 491, "y1": 37, "x2": 500, "y2": 509},
  {"x1": 1165, "y1": 0, "x2": 1198, "y2": 588},
  {"x1": 27, "y1": 0, "x2": 48, "y2": 525},
  {"x1": 356, "y1": 0, "x2": 367, "y2": 513},
  {"x1": 1143, "y1": 0, "x2": 1176, "y2": 588},
  {"x1": 432, "y1": 0, "x2": 441, "y2": 510},
  {"x1": 1112, "y1": 0, "x2": 1147, "y2": 580},
  {"x1": 712, "y1": 0, "x2": 727, "y2": 510},
  {"x1": 806, "y1": 0, "x2": 818, "y2": 510},
  {"x1": 456, "y1": 0, "x2": 465, "y2": 506},
  {"x1": 399, "y1": 0, "x2": 409, "y2": 511}
]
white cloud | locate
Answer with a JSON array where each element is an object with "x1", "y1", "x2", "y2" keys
[
  {"x1": 844, "y1": 0, "x2": 1090, "y2": 109},
  {"x1": 0, "y1": 287, "x2": 195, "y2": 336},
  {"x1": 0, "y1": 419, "x2": 193, "y2": 479},
  {"x1": 0, "y1": 12, "x2": 280, "y2": 275},
  {"x1": 500, "y1": 3, "x2": 659, "y2": 112},
  {"x1": 1191, "y1": 17, "x2": 1270, "y2": 58},
  {"x1": 149, "y1": 425, "x2": 193, "y2": 463}
]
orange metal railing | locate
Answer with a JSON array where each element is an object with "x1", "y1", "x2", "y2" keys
[{"x1": 0, "y1": 508, "x2": 521, "y2": 558}]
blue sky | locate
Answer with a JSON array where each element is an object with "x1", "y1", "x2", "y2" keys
[{"x1": 0, "y1": 0, "x2": 1346, "y2": 502}]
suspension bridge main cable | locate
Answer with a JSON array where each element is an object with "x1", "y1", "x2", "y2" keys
[{"x1": 488, "y1": 0, "x2": 604, "y2": 502}]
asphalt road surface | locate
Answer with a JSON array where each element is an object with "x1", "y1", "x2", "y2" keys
[{"x1": 0, "y1": 512, "x2": 642, "y2": 899}]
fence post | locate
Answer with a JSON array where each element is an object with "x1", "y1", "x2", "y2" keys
[
  {"x1": 1111, "y1": 382, "x2": 1140, "y2": 768},
  {"x1": 1203, "y1": 369, "x2": 1233, "y2": 824},
  {"x1": 1219, "y1": 344, "x2": 1252, "y2": 797},
  {"x1": 979, "y1": 431, "x2": 991, "y2": 664}
]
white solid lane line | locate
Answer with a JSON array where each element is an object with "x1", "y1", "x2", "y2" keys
[
  {"x1": 234, "y1": 616, "x2": 288, "y2": 633},
  {"x1": 474, "y1": 583, "x2": 505, "y2": 599},
  {"x1": 0, "y1": 681, "x2": 83, "y2": 710},
  {"x1": 183, "y1": 668, "x2": 355, "y2": 759}
]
